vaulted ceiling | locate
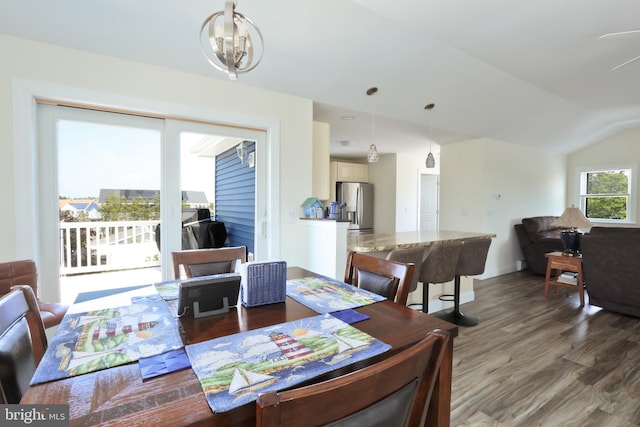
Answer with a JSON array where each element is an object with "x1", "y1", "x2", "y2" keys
[{"x1": 2, "y1": 0, "x2": 639, "y2": 160}]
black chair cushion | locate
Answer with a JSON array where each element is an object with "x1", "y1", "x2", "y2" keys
[
  {"x1": 188, "y1": 261, "x2": 234, "y2": 277},
  {"x1": 0, "y1": 316, "x2": 37, "y2": 403},
  {"x1": 356, "y1": 269, "x2": 394, "y2": 299},
  {"x1": 324, "y1": 378, "x2": 418, "y2": 427}
]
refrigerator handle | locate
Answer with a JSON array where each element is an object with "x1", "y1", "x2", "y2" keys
[{"x1": 357, "y1": 186, "x2": 363, "y2": 225}]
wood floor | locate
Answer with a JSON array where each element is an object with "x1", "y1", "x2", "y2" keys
[{"x1": 446, "y1": 270, "x2": 640, "y2": 427}]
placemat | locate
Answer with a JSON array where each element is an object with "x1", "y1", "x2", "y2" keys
[
  {"x1": 286, "y1": 275, "x2": 385, "y2": 313},
  {"x1": 185, "y1": 313, "x2": 390, "y2": 413},
  {"x1": 31, "y1": 295, "x2": 183, "y2": 385}
]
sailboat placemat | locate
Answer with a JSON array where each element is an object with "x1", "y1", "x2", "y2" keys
[
  {"x1": 286, "y1": 275, "x2": 385, "y2": 314},
  {"x1": 185, "y1": 313, "x2": 391, "y2": 413},
  {"x1": 31, "y1": 296, "x2": 183, "y2": 385}
]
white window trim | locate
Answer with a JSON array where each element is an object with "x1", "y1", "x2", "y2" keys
[
  {"x1": 575, "y1": 163, "x2": 637, "y2": 225},
  {"x1": 13, "y1": 79, "x2": 280, "y2": 302}
]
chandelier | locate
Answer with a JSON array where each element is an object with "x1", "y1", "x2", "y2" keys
[{"x1": 200, "y1": 0, "x2": 264, "y2": 80}]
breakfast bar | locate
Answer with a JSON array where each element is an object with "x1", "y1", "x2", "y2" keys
[{"x1": 348, "y1": 229, "x2": 496, "y2": 253}]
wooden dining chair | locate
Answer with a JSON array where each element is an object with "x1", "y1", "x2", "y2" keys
[
  {"x1": 171, "y1": 246, "x2": 247, "y2": 279},
  {"x1": 256, "y1": 329, "x2": 450, "y2": 427},
  {"x1": 344, "y1": 251, "x2": 415, "y2": 305},
  {"x1": 0, "y1": 285, "x2": 48, "y2": 404}
]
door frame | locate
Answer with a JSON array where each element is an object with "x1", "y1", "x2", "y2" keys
[
  {"x1": 12, "y1": 80, "x2": 280, "y2": 303},
  {"x1": 417, "y1": 169, "x2": 439, "y2": 231}
]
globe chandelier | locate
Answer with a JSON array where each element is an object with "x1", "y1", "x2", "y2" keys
[{"x1": 200, "y1": 0, "x2": 264, "y2": 80}]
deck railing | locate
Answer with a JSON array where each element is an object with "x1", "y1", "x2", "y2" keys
[{"x1": 60, "y1": 220, "x2": 161, "y2": 275}]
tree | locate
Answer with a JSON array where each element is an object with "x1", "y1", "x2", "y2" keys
[
  {"x1": 585, "y1": 171, "x2": 628, "y2": 220},
  {"x1": 99, "y1": 193, "x2": 160, "y2": 221}
]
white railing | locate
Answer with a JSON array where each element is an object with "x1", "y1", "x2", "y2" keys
[{"x1": 60, "y1": 220, "x2": 161, "y2": 275}]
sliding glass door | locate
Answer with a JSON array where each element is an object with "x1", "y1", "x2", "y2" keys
[{"x1": 37, "y1": 104, "x2": 267, "y2": 304}]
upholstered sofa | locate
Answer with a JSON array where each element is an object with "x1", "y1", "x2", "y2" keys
[
  {"x1": 514, "y1": 216, "x2": 564, "y2": 275},
  {"x1": 581, "y1": 227, "x2": 640, "y2": 318}
]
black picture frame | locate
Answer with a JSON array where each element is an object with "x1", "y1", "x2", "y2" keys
[{"x1": 177, "y1": 274, "x2": 241, "y2": 318}]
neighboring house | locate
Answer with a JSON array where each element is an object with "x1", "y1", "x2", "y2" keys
[{"x1": 59, "y1": 199, "x2": 101, "y2": 220}]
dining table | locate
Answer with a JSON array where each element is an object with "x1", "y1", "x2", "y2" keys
[{"x1": 21, "y1": 267, "x2": 459, "y2": 426}]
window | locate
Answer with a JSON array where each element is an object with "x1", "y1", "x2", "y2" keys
[{"x1": 579, "y1": 168, "x2": 632, "y2": 222}]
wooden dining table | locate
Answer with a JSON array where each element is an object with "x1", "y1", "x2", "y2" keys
[{"x1": 21, "y1": 267, "x2": 458, "y2": 426}]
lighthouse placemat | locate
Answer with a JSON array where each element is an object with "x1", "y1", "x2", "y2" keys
[
  {"x1": 185, "y1": 313, "x2": 391, "y2": 413},
  {"x1": 31, "y1": 296, "x2": 183, "y2": 385},
  {"x1": 286, "y1": 275, "x2": 386, "y2": 314}
]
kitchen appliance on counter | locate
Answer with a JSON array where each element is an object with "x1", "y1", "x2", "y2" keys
[{"x1": 336, "y1": 182, "x2": 373, "y2": 233}]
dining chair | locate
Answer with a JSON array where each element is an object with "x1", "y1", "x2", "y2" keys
[
  {"x1": 256, "y1": 329, "x2": 450, "y2": 427},
  {"x1": 344, "y1": 251, "x2": 415, "y2": 305},
  {"x1": 172, "y1": 246, "x2": 247, "y2": 279},
  {"x1": 0, "y1": 260, "x2": 67, "y2": 328},
  {"x1": 0, "y1": 285, "x2": 48, "y2": 404}
]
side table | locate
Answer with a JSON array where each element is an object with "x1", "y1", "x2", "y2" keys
[{"x1": 544, "y1": 251, "x2": 585, "y2": 307}]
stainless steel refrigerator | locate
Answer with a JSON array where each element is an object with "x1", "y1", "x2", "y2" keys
[{"x1": 336, "y1": 182, "x2": 374, "y2": 232}]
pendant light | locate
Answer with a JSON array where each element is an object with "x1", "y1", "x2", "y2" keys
[
  {"x1": 367, "y1": 87, "x2": 379, "y2": 163},
  {"x1": 424, "y1": 103, "x2": 436, "y2": 168}
]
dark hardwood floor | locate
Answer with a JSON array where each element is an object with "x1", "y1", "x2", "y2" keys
[{"x1": 446, "y1": 270, "x2": 640, "y2": 427}]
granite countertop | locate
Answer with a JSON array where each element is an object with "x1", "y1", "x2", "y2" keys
[{"x1": 347, "y1": 229, "x2": 496, "y2": 252}]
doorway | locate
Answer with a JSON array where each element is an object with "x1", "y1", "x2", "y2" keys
[{"x1": 419, "y1": 173, "x2": 438, "y2": 231}]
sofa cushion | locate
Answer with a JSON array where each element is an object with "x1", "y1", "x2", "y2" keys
[{"x1": 522, "y1": 216, "x2": 561, "y2": 242}]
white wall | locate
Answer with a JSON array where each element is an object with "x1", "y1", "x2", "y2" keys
[
  {"x1": 394, "y1": 151, "x2": 439, "y2": 232},
  {"x1": 567, "y1": 128, "x2": 640, "y2": 225},
  {"x1": 0, "y1": 35, "x2": 313, "y2": 277},
  {"x1": 440, "y1": 138, "x2": 566, "y2": 278}
]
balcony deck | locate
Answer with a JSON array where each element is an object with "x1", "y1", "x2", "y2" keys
[{"x1": 59, "y1": 266, "x2": 162, "y2": 305}]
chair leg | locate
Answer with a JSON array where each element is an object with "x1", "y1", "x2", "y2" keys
[
  {"x1": 433, "y1": 275, "x2": 479, "y2": 327},
  {"x1": 422, "y1": 281, "x2": 429, "y2": 313}
]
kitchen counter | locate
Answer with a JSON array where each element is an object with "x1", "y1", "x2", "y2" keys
[{"x1": 348, "y1": 229, "x2": 496, "y2": 252}]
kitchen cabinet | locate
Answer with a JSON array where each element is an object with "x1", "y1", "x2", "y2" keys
[
  {"x1": 331, "y1": 161, "x2": 368, "y2": 182},
  {"x1": 329, "y1": 161, "x2": 369, "y2": 202},
  {"x1": 312, "y1": 121, "x2": 330, "y2": 201}
]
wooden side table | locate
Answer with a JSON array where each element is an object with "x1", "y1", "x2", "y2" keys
[{"x1": 544, "y1": 251, "x2": 585, "y2": 306}]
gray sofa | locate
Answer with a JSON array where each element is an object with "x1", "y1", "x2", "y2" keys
[
  {"x1": 514, "y1": 216, "x2": 564, "y2": 275},
  {"x1": 581, "y1": 226, "x2": 640, "y2": 318}
]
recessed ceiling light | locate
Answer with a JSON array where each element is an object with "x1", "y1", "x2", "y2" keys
[
  {"x1": 339, "y1": 140, "x2": 353, "y2": 146},
  {"x1": 341, "y1": 115, "x2": 356, "y2": 121}
]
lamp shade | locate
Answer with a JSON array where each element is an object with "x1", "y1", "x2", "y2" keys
[{"x1": 551, "y1": 207, "x2": 592, "y2": 230}]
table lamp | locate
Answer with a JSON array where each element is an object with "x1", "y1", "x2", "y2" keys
[{"x1": 551, "y1": 206, "x2": 593, "y2": 256}]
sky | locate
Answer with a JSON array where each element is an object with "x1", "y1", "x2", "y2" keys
[{"x1": 57, "y1": 120, "x2": 215, "y2": 202}]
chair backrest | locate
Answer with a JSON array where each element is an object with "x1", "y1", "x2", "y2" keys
[
  {"x1": 0, "y1": 285, "x2": 48, "y2": 404},
  {"x1": 0, "y1": 260, "x2": 67, "y2": 329},
  {"x1": 256, "y1": 329, "x2": 450, "y2": 427},
  {"x1": 0, "y1": 260, "x2": 38, "y2": 298},
  {"x1": 419, "y1": 241, "x2": 462, "y2": 284},
  {"x1": 456, "y1": 238, "x2": 492, "y2": 276},
  {"x1": 172, "y1": 246, "x2": 247, "y2": 279},
  {"x1": 344, "y1": 252, "x2": 415, "y2": 305},
  {"x1": 386, "y1": 247, "x2": 426, "y2": 293}
]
